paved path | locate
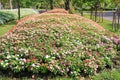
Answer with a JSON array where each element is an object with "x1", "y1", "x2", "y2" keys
[{"x1": 102, "y1": 11, "x2": 119, "y2": 22}]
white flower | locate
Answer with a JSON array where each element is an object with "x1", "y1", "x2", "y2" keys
[
  {"x1": 20, "y1": 54, "x2": 23, "y2": 56},
  {"x1": 15, "y1": 57, "x2": 18, "y2": 60},
  {"x1": 19, "y1": 61, "x2": 24, "y2": 65},
  {"x1": 16, "y1": 55, "x2": 19, "y2": 57},
  {"x1": 96, "y1": 44, "x2": 100, "y2": 48},
  {"x1": 5, "y1": 60, "x2": 8, "y2": 62},
  {"x1": 24, "y1": 50, "x2": 28, "y2": 54},
  {"x1": 6, "y1": 52, "x2": 9, "y2": 54},
  {"x1": 21, "y1": 58, "x2": 26, "y2": 62},
  {"x1": 36, "y1": 65, "x2": 39, "y2": 68},
  {"x1": 19, "y1": 48, "x2": 24, "y2": 52},
  {"x1": 3, "y1": 65, "x2": 6, "y2": 68},
  {"x1": 22, "y1": 66, "x2": 24, "y2": 69},
  {"x1": 71, "y1": 72, "x2": 73, "y2": 74},
  {"x1": 1, "y1": 61, "x2": 4, "y2": 65},
  {"x1": 32, "y1": 64, "x2": 35, "y2": 67},
  {"x1": 7, "y1": 55, "x2": 11, "y2": 59},
  {"x1": 45, "y1": 55, "x2": 50, "y2": 58}
]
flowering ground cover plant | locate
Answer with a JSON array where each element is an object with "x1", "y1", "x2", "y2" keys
[{"x1": 0, "y1": 10, "x2": 120, "y2": 77}]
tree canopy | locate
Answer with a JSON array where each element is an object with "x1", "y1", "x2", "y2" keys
[{"x1": 0, "y1": 0, "x2": 118, "y2": 9}]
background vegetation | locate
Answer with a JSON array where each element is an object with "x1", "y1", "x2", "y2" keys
[{"x1": 0, "y1": 9, "x2": 38, "y2": 24}]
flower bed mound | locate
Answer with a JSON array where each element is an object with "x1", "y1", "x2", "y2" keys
[
  {"x1": 0, "y1": 9, "x2": 120, "y2": 77},
  {"x1": 46, "y1": 8, "x2": 69, "y2": 14},
  {"x1": 15, "y1": 9, "x2": 104, "y2": 31}
]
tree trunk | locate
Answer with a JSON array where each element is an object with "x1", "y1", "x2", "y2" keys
[
  {"x1": 50, "y1": 0, "x2": 53, "y2": 9},
  {"x1": 9, "y1": 0, "x2": 13, "y2": 9},
  {"x1": 90, "y1": 7, "x2": 93, "y2": 19},
  {"x1": 80, "y1": 4, "x2": 83, "y2": 16},
  {"x1": 0, "y1": 2, "x2": 2, "y2": 9},
  {"x1": 65, "y1": 0, "x2": 70, "y2": 10},
  {"x1": 17, "y1": 0, "x2": 20, "y2": 20},
  {"x1": 95, "y1": 7, "x2": 97, "y2": 22}
]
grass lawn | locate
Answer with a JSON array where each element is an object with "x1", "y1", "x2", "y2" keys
[
  {"x1": 91, "y1": 68, "x2": 120, "y2": 80},
  {"x1": 98, "y1": 19, "x2": 120, "y2": 34},
  {"x1": 83, "y1": 13, "x2": 120, "y2": 35},
  {"x1": 0, "y1": 21, "x2": 16, "y2": 37}
]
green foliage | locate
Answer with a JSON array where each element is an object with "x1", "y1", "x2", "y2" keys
[
  {"x1": 0, "y1": 9, "x2": 39, "y2": 24},
  {"x1": 0, "y1": 0, "x2": 117, "y2": 10},
  {"x1": 0, "y1": 12, "x2": 15, "y2": 24},
  {"x1": 93, "y1": 69, "x2": 120, "y2": 80}
]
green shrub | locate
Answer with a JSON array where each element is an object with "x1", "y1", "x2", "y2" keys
[{"x1": 0, "y1": 9, "x2": 39, "y2": 24}]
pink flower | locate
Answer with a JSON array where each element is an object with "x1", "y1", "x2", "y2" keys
[
  {"x1": 89, "y1": 52, "x2": 92, "y2": 55},
  {"x1": 64, "y1": 60, "x2": 66, "y2": 62},
  {"x1": 32, "y1": 58, "x2": 36, "y2": 61},
  {"x1": 96, "y1": 52, "x2": 100, "y2": 56},
  {"x1": 99, "y1": 41, "x2": 103, "y2": 45},
  {"x1": 25, "y1": 59, "x2": 30, "y2": 63},
  {"x1": 0, "y1": 60, "x2": 2, "y2": 62},
  {"x1": 94, "y1": 64, "x2": 98, "y2": 69},
  {"x1": 113, "y1": 38, "x2": 119, "y2": 44},
  {"x1": 83, "y1": 60, "x2": 88, "y2": 63},
  {"x1": 68, "y1": 62, "x2": 71, "y2": 66},
  {"x1": 66, "y1": 68, "x2": 69, "y2": 72},
  {"x1": 60, "y1": 61, "x2": 63, "y2": 64},
  {"x1": 63, "y1": 64, "x2": 66, "y2": 66},
  {"x1": 34, "y1": 43, "x2": 38, "y2": 47},
  {"x1": 108, "y1": 44, "x2": 113, "y2": 48}
]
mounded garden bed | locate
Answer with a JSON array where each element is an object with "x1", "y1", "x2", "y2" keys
[{"x1": 0, "y1": 9, "x2": 120, "y2": 78}]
